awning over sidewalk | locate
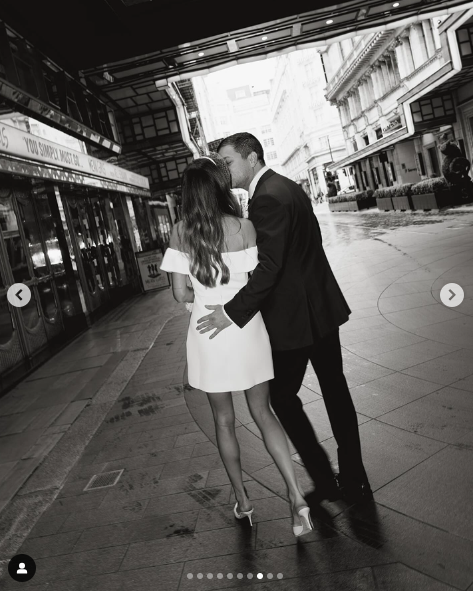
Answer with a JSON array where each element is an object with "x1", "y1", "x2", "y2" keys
[
  {"x1": 0, "y1": 122, "x2": 150, "y2": 196},
  {"x1": 326, "y1": 126, "x2": 409, "y2": 172}
]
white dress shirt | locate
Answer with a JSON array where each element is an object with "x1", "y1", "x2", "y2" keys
[{"x1": 248, "y1": 165, "x2": 270, "y2": 200}]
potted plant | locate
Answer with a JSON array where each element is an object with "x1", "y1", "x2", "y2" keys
[
  {"x1": 328, "y1": 194, "x2": 357, "y2": 211},
  {"x1": 375, "y1": 186, "x2": 395, "y2": 211},
  {"x1": 410, "y1": 177, "x2": 452, "y2": 210},
  {"x1": 357, "y1": 189, "x2": 376, "y2": 210},
  {"x1": 392, "y1": 183, "x2": 413, "y2": 211},
  {"x1": 328, "y1": 189, "x2": 376, "y2": 212}
]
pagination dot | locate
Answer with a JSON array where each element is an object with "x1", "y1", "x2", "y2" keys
[{"x1": 185, "y1": 571, "x2": 284, "y2": 580}]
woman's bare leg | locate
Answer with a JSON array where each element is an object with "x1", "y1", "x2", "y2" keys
[
  {"x1": 244, "y1": 381, "x2": 307, "y2": 525},
  {"x1": 206, "y1": 391, "x2": 251, "y2": 512}
]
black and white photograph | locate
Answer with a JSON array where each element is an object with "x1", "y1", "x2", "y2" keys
[{"x1": 0, "y1": 0, "x2": 472, "y2": 590}]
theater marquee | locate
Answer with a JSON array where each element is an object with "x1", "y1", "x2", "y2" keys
[{"x1": 0, "y1": 122, "x2": 150, "y2": 194}]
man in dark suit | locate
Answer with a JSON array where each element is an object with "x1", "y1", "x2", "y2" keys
[{"x1": 197, "y1": 132, "x2": 372, "y2": 504}]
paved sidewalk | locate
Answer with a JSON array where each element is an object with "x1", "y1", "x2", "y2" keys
[{"x1": 0, "y1": 209, "x2": 472, "y2": 590}]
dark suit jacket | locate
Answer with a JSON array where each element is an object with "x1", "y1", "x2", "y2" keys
[{"x1": 224, "y1": 169, "x2": 351, "y2": 351}]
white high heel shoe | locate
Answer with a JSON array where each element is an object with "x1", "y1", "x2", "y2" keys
[
  {"x1": 293, "y1": 506, "x2": 313, "y2": 537},
  {"x1": 233, "y1": 502, "x2": 254, "y2": 526}
]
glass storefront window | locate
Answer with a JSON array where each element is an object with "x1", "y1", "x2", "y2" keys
[
  {"x1": 132, "y1": 198, "x2": 153, "y2": 250},
  {"x1": 34, "y1": 193, "x2": 64, "y2": 274},
  {"x1": 68, "y1": 198, "x2": 104, "y2": 294},
  {"x1": 54, "y1": 187, "x2": 87, "y2": 314},
  {"x1": 0, "y1": 195, "x2": 31, "y2": 283},
  {"x1": 37, "y1": 280, "x2": 58, "y2": 322},
  {"x1": 110, "y1": 194, "x2": 135, "y2": 285},
  {"x1": 0, "y1": 295, "x2": 14, "y2": 344},
  {"x1": 21, "y1": 291, "x2": 41, "y2": 330},
  {"x1": 90, "y1": 197, "x2": 119, "y2": 288},
  {"x1": 54, "y1": 276, "x2": 75, "y2": 317},
  {"x1": 126, "y1": 196, "x2": 142, "y2": 252},
  {"x1": 16, "y1": 194, "x2": 49, "y2": 278}
]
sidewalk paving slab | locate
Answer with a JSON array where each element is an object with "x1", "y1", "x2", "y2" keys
[{"x1": 0, "y1": 209, "x2": 473, "y2": 590}]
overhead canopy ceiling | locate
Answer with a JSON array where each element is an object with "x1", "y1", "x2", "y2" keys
[
  {"x1": 0, "y1": 0, "x2": 467, "y2": 78},
  {"x1": 0, "y1": 0, "x2": 469, "y2": 193}
]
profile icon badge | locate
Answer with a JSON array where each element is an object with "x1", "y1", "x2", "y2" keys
[{"x1": 8, "y1": 554, "x2": 36, "y2": 582}]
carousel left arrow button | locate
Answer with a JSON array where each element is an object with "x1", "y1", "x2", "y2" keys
[{"x1": 7, "y1": 283, "x2": 31, "y2": 307}]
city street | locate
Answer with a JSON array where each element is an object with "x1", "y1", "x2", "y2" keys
[{"x1": 0, "y1": 207, "x2": 472, "y2": 591}]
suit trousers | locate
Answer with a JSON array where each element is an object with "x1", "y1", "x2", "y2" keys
[{"x1": 269, "y1": 328, "x2": 368, "y2": 491}]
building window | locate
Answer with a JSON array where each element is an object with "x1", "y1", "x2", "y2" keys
[
  {"x1": 428, "y1": 147, "x2": 441, "y2": 176},
  {"x1": 389, "y1": 161, "x2": 397, "y2": 181},
  {"x1": 119, "y1": 108, "x2": 178, "y2": 143},
  {"x1": 457, "y1": 25, "x2": 473, "y2": 57},
  {"x1": 362, "y1": 135, "x2": 370, "y2": 146},
  {"x1": 263, "y1": 138, "x2": 275, "y2": 147},
  {"x1": 375, "y1": 128, "x2": 383, "y2": 140},
  {"x1": 411, "y1": 94, "x2": 455, "y2": 123},
  {"x1": 267, "y1": 151, "x2": 278, "y2": 160},
  {"x1": 159, "y1": 155, "x2": 193, "y2": 182},
  {"x1": 417, "y1": 152, "x2": 426, "y2": 175},
  {"x1": 372, "y1": 167, "x2": 380, "y2": 186}
]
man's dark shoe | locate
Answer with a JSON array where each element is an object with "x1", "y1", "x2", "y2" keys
[
  {"x1": 339, "y1": 480, "x2": 374, "y2": 505},
  {"x1": 305, "y1": 478, "x2": 341, "y2": 506}
]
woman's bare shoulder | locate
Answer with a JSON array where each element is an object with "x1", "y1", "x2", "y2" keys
[
  {"x1": 240, "y1": 218, "x2": 256, "y2": 247},
  {"x1": 170, "y1": 221, "x2": 184, "y2": 249}
]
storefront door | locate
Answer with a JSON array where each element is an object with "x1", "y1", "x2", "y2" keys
[
  {"x1": 109, "y1": 193, "x2": 139, "y2": 289},
  {"x1": 0, "y1": 181, "x2": 72, "y2": 383},
  {"x1": 64, "y1": 194, "x2": 110, "y2": 314}
]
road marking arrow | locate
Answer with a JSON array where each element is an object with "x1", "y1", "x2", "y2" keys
[
  {"x1": 449, "y1": 290, "x2": 455, "y2": 301},
  {"x1": 15, "y1": 290, "x2": 23, "y2": 300}
]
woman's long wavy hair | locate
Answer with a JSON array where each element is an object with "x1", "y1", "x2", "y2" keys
[{"x1": 180, "y1": 154, "x2": 240, "y2": 288}]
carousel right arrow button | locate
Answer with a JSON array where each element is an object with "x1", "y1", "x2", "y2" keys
[{"x1": 440, "y1": 283, "x2": 464, "y2": 308}]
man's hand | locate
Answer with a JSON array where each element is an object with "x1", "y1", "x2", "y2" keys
[{"x1": 197, "y1": 305, "x2": 232, "y2": 339}]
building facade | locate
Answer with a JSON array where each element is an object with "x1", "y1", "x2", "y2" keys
[
  {"x1": 193, "y1": 75, "x2": 282, "y2": 172},
  {"x1": 322, "y1": 8, "x2": 473, "y2": 191},
  {"x1": 0, "y1": 19, "x2": 202, "y2": 393},
  {"x1": 269, "y1": 48, "x2": 348, "y2": 199}
]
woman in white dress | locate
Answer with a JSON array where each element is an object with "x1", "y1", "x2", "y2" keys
[{"x1": 160, "y1": 155, "x2": 312, "y2": 537}]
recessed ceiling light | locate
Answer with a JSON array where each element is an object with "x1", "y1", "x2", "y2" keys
[
  {"x1": 262, "y1": 36, "x2": 268, "y2": 41},
  {"x1": 392, "y1": 2, "x2": 400, "y2": 6},
  {"x1": 326, "y1": 19, "x2": 334, "y2": 24},
  {"x1": 198, "y1": 52, "x2": 204, "y2": 56}
]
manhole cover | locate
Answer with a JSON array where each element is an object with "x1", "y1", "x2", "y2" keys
[{"x1": 84, "y1": 469, "x2": 124, "y2": 491}]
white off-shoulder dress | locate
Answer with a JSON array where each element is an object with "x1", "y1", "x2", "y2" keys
[{"x1": 160, "y1": 246, "x2": 274, "y2": 393}]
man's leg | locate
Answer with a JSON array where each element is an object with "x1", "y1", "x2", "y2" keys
[
  {"x1": 309, "y1": 329, "x2": 371, "y2": 494},
  {"x1": 270, "y1": 347, "x2": 338, "y2": 497}
]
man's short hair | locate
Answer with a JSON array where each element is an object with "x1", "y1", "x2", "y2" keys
[{"x1": 218, "y1": 132, "x2": 266, "y2": 165}]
